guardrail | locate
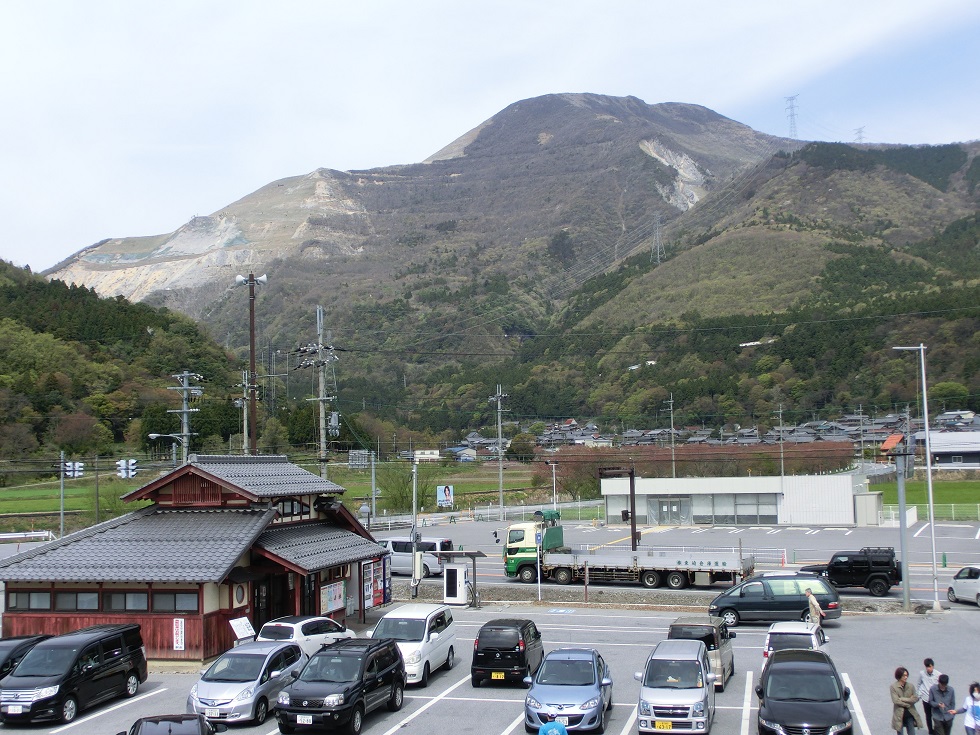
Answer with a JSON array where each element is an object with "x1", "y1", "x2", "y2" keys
[
  {"x1": 0, "y1": 530, "x2": 57, "y2": 542},
  {"x1": 882, "y1": 503, "x2": 980, "y2": 522}
]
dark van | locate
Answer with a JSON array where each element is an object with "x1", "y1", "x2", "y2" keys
[
  {"x1": 708, "y1": 572, "x2": 841, "y2": 627},
  {"x1": 0, "y1": 623, "x2": 147, "y2": 724},
  {"x1": 471, "y1": 618, "x2": 544, "y2": 687}
]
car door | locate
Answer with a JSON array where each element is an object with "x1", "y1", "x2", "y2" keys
[
  {"x1": 702, "y1": 651, "x2": 716, "y2": 719},
  {"x1": 427, "y1": 612, "x2": 447, "y2": 667},
  {"x1": 298, "y1": 620, "x2": 323, "y2": 657},
  {"x1": 72, "y1": 643, "x2": 106, "y2": 708},
  {"x1": 735, "y1": 580, "x2": 768, "y2": 620},
  {"x1": 718, "y1": 623, "x2": 734, "y2": 678},
  {"x1": 363, "y1": 652, "x2": 384, "y2": 713},
  {"x1": 596, "y1": 652, "x2": 612, "y2": 709},
  {"x1": 526, "y1": 622, "x2": 544, "y2": 672},
  {"x1": 767, "y1": 579, "x2": 803, "y2": 620},
  {"x1": 318, "y1": 619, "x2": 353, "y2": 646}
]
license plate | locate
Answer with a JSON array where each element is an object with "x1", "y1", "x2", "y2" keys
[
  {"x1": 655, "y1": 722, "x2": 673, "y2": 730},
  {"x1": 556, "y1": 716, "x2": 569, "y2": 725},
  {"x1": 491, "y1": 671, "x2": 505, "y2": 680},
  {"x1": 297, "y1": 715, "x2": 313, "y2": 725},
  {"x1": 205, "y1": 708, "x2": 220, "y2": 718},
  {"x1": 6, "y1": 705, "x2": 22, "y2": 715}
]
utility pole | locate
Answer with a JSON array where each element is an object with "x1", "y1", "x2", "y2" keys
[
  {"x1": 489, "y1": 385, "x2": 508, "y2": 520},
  {"x1": 665, "y1": 393, "x2": 676, "y2": 478},
  {"x1": 235, "y1": 273, "x2": 267, "y2": 454},
  {"x1": 166, "y1": 371, "x2": 203, "y2": 465},
  {"x1": 294, "y1": 306, "x2": 338, "y2": 478}
]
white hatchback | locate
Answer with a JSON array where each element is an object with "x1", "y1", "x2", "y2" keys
[
  {"x1": 255, "y1": 616, "x2": 356, "y2": 658},
  {"x1": 761, "y1": 621, "x2": 827, "y2": 669},
  {"x1": 947, "y1": 566, "x2": 980, "y2": 607}
]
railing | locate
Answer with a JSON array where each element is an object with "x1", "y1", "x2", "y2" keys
[{"x1": 882, "y1": 504, "x2": 980, "y2": 522}]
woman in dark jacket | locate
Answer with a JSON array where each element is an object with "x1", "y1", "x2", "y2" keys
[{"x1": 893, "y1": 667, "x2": 925, "y2": 735}]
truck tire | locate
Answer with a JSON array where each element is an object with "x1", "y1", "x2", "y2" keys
[
  {"x1": 666, "y1": 571, "x2": 688, "y2": 590},
  {"x1": 518, "y1": 566, "x2": 537, "y2": 583},
  {"x1": 554, "y1": 568, "x2": 573, "y2": 585},
  {"x1": 640, "y1": 570, "x2": 662, "y2": 588},
  {"x1": 868, "y1": 578, "x2": 890, "y2": 597}
]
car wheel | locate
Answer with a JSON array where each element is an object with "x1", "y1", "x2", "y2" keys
[
  {"x1": 519, "y1": 566, "x2": 537, "y2": 583},
  {"x1": 421, "y1": 564, "x2": 431, "y2": 579},
  {"x1": 253, "y1": 698, "x2": 268, "y2": 725},
  {"x1": 720, "y1": 609, "x2": 739, "y2": 627},
  {"x1": 124, "y1": 671, "x2": 140, "y2": 697},
  {"x1": 61, "y1": 696, "x2": 78, "y2": 724},
  {"x1": 278, "y1": 723, "x2": 295, "y2": 734},
  {"x1": 947, "y1": 587, "x2": 958, "y2": 603},
  {"x1": 525, "y1": 724, "x2": 536, "y2": 733},
  {"x1": 802, "y1": 610, "x2": 813, "y2": 623},
  {"x1": 346, "y1": 704, "x2": 364, "y2": 735},
  {"x1": 471, "y1": 674, "x2": 482, "y2": 687},
  {"x1": 387, "y1": 681, "x2": 404, "y2": 711},
  {"x1": 666, "y1": 571, "x2": 688, "y2": 590},
  {"x1": 975, "y1": 593, "x2": 980, "y2": 609},
  {"x1": 640, "y1": 570, "x2": 662, "y2": 588},
  {"x1": 595, "y1": 709, "x2": 606, "y2": 733},
  {"x1": 420, "y1": 661, "x2": 430, "y2": 687},
  {"x1": 868, "y1": 579, "x2": 889, "y2": 597},
  {"x1": 445, "y1": 646, "x2": 455, "y2": 671}
]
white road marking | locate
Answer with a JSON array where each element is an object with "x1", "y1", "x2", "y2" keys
[
  {"x1": 842, "y1": 672, "x2": 871, "y2": 735},
  {"x1": 51, "y1": 687, "x2": 166, "y2": 733},
  {"x1": 378, "y1": 672, "x2": 472, "y2": 735},
  {"x1": 741, "y1": 669, "x2": 755, "y2": 735},
  {"x1": 499, "y1": 710, "x2": 526, "y2": 734}
]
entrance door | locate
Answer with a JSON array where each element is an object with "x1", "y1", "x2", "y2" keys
[{"x1": 648, "y1": 497, "x2": 692, "y2": 525}]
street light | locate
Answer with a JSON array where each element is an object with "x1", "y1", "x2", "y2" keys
[
  {"x1": 893, "y1": 344, "x2": 942, "y2": 611},
  {"x1": 148, "y1": 433, "x2": 188, "y2": 467},
  {"x1": 236, "y1": 273, "x2": 267, "y2": 455},
  {"x1": 545, "y1": 460, "x2": 558, "y2": 510}
]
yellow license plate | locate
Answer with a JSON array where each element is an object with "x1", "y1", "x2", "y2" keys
[
  {"x1": 491, "y1": 671, "x2": 505, "y2": 680},
  {"x1": 655, "y1": 722, "x2": 673, "y2": 730}
]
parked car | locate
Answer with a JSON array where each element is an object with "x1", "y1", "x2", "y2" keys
[
  {"x1": 471, "y1": 618, "x2": 544, "y2": 687},
  {"x1": 761, "y1": 621, "x2": 827, "y2": 669},
  {"x1": 256, "y1": 615, "x2": 356, "y2": 657},
  {"x1": 275, "y1": 637, "x2": 405, "y2": 735},
  {"x1": 799, "y1": 546, "x2": 901, "y2": 596},
  {"x1": 667, "y1": 617, "x2": 735, "y2": 691},
  {"x1": 0, "y1": 623, "x2": 147, "y2": 724},
  {"x1": 707, "y1": 572, "x2": 841, "y2": 627},
  {"x1": 947, "y1": 566, "x2": 980, "y2": 606},
  {"x1": 524, "y1": 647, "x2": 612, "y2": 733},
  {"x1": 755, "y1": 649, "x2": 852, "y2": 735},
  {"x1": 0, "y1": 635, "x2": 52, "y2": 679},
  {"x1": 187, "y1": 640, "x2": 305, "y2": 725},
  {"x1": 369, "y1": 603, "x2": 457, "y2": 687},
  {"x1": 635, "y1": 639, "x2": 716, "y2": 734},
  {"x1": 376, "y1": 537, "x2": 453, "y2": 577},
  {"x1": 119, "y1": 713, "x2": 229, "y2": 735}
]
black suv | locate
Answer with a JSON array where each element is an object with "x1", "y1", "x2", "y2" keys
[
  {"x1": 0, "y1": 624, "x2": 147, "y2": 724},
  {"x1": 275, "y1": 637, "x2": 405, "y2": 735},
  {"x1": 800, "y1": 547, "x2": 901, "y2": 596},
  {"x1": 471, "y1": 618, "x2": 544, "y2": 687},
  {"x1": 756, "y1": 649, "x2": 852, "y2": 735}
]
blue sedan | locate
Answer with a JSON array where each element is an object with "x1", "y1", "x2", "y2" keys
[{"x1": 523, "y1": 648, "x2": 613, "y2": 733}]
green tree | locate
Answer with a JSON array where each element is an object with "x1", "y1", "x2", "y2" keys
[
  {"x1": 930, "y1": 381, "x2": 969, "y2": 411},
  {"x1": 506, "y1": 433, "x2": 537, "y2": 462},
  {"x1": 260, "y1": 417, "x2": 288, "y2": 453}
]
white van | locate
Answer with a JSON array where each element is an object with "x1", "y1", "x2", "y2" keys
[
  {"x1": 369, "y1": 603, "x2": 457, "y2": 687},
  {"x1": 635, "y1": 639, "x2": 716, "y2": 733},
  {"x1": 377, "y1": 537, "x2": 453, "y2": 578}
]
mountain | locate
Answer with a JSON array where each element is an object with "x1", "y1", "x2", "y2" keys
[{"x1": 41, "y1": 93, "x2": 980, "y2": 436}]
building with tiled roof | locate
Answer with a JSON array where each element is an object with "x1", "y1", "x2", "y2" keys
[{"x1": 0, "y1": 455, "x2": 389, "y2": 662}]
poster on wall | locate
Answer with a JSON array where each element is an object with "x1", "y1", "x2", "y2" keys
[
  {"x1": 437, "y1": 484, "x2": 454, "y2": 507},
  {"x1": 320, "y1": 580, "x2": 346, "y2": 613},
  {"x1": 173, "y1": 618, "x2": 185, "y2": 651}
]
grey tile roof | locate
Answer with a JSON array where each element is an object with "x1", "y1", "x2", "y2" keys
[
  {"x1": 188, "y1": 455, "x2": 344, "y2": 498},
  {"x1": 256, "y1": 524, "x2": 386, "y2": 574},
  {"x1": 0, "y1": 506, "x2": 278, "y2": 584}
]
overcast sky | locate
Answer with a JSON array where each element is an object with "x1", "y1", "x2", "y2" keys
[{"x1": 2, "y1": 1, "x2": 979, "y2": 273}]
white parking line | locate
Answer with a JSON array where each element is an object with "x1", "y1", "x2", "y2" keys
[
  {"x1": 741, "y1": 669, "x2": 754, "y2": 735},
  {"x1": 617, "y1": 703, "x2": 638, "y2": 735},
  {"x1": 50, "y1": 687, "x2": 166, "y2": 733},
  {"x1": 379, "y1": 672, "x2": 472, "y2": 735},
  {"x1": 842, "y1": 672, "x2": 871, "y2": 735},
  {"x1": 499, "y1": 711, "x2": 526, "y2": 735},
  {"x1": 915, "y1": 523, "x2": 931, "y2": 537}
]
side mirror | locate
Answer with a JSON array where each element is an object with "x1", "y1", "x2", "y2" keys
[
  {"x1": 634, "y1": 671, "x2": 643, "y2": 682},
  {"x1": 706, "y1": 672, "x2": 717, "y2": 683},
  {"x1": 364, "y1": 628, "x2": 375, "y2": 638},
  {"x1": 844, "y1": 687, "x2": 850, "y2": 700},
  {"x1": 755, "y1": 685, "x2": 764, "y2": 699},
  {"x1": 600, "y1": 677, "x2": 612, "y2": 687},
  {"x1": 214, "y1": 725, "x2": 229, "y2": 733},
  {"x1": 270, "y1": 669, "x2": 281, "y2": 680},
  {"x1": 729, "y1": 632, "x2": 736, "y2": 639},
  {"x1": 429, "y1": 631, "x2": 440, "y2": 642},
  {"x1": 523, "y1": 675, "x2": 533, "y2": 686},
  {"x1": 291, "y1": 668, "x2": 301, "y2": 678}
]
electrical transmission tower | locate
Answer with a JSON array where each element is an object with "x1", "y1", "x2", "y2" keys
[
  {"x1": 652, "y1": 212, "x2": 665, "y2": 264},
  {"x1": 784, "y1": 95, "x2": 799, "y2": 139},
  {"x1": 854, "y1": 126, "x2": 865, "y2": 144}
]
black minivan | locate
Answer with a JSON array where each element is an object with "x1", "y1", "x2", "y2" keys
[
  {"x1": 471, "y1": 618, "x2": 544, "y2": 687},
  {"x1": 708, "y1": 572, "x2": 841, "y2": 627},
  {"x1": 0, "y1": 623, "x2": 147, "y2": 724}
]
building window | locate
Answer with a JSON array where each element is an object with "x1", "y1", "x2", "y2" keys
[
  {"x1": 152, "y1": 592, "x2": 199, "y2": 613},
  {"x1": 952, "y1": 455, "x2": 963, "y2": 463},
  {"x1": 103, "y1": 592, "x2": 149, "y2": 611},
  {"x1": 55, "y1": 592, "x2": 99, "y2": 611},
  {"x1": 8, "y1": 591, "x2": 51, "y2": 610}
]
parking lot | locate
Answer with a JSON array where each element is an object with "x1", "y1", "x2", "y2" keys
[{"x1": 4, "y1": 599, "x2": 978, "y2": 735}]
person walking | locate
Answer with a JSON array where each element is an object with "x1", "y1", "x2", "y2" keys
[
  {"x1": 893, "y1": 666, "x2": 925, "y2": 735},
  {"x1": 954, "y1": 682, "x2": 980, "y2": 735},
  {"x1": 919, "y1": 659, "x2": 943, "y2": 735},
  {"x1": 929, "y1": 674, "x2": 957, "y2": 735},
  {"x1": 805, "y1": 588, "x2": 826, "y2": 629}
]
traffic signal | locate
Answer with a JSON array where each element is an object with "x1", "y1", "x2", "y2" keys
[
  {"x1": 64, "y1": 461, "x2": 85, "y2": 478},
  {"x1": 115, "y1": 459, "x2": 138, "y2": 479}
]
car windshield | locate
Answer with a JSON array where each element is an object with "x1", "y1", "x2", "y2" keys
[
  {"x1": 300, "y1": 654, "x2": 362, "y2": 683},
  {"x1": 11, "y1": 646, "x2": 76, "y2": 677},
  {"x1": 769, "y1": 634, "x2": 816, "y2": 652},
  {"x1": 136, "y1": 718, "x2": 205, "y2": 734},
  {"x1": 202, "y1": 652, "x2": 266, "y2": 682},
  {"x1": 373, "y1": 618, "x2": 426, "y2": 642},
  {"x1": 765, "y1": 670, "x2": 842, "y2": 701},
  {"x1": 536, "y1": 658, "x2": 595, "y2": 686},
  {"x1": 643, "y1": 659, "x2": 703, "y2": 689},
  {"x1": 670, "y1": 627, "x2": 715, "y2": 648},
  {"x1": 259, "y1": 625, "x2": 295, "y2": 641}
]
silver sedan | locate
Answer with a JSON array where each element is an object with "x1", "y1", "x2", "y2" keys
[{"x1": 523, "y1": 647, "x2": 613, "y2": 733}]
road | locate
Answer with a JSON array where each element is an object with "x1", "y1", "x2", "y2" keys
[{"x1": 3, "y1": 600, "x2": 978, "y2": 735}]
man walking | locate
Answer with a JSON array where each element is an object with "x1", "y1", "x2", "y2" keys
[
  {"x1": 918, "y1": 659, "x2": 942, "y2": 735},
  {"x1": 805, "y1": 588, "x2": 826, "y2": 629},
  {"x1": 928, "y1": 674, "x2": 956, "y2": 735}
]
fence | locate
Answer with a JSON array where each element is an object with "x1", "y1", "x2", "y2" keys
[{"x1": 882, "y1": 504, "x2": 980, "y2": 522}]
